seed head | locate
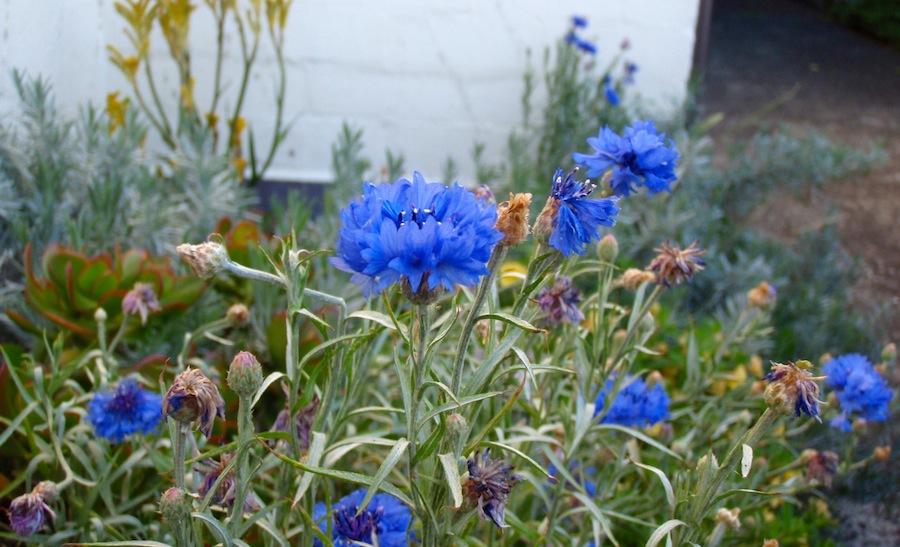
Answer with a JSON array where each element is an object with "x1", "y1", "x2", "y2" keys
[
  {"x1": 618, "y1": 268, "x2": 656, "y2": 291},
  {"x1": 176, "y1": 240, "x2": 230, "y2": 280},
  {"x1": 715, "y1": 507, "x2": 741, "y2": 530},
  {"x1": 226, "y1": 303, "x2": 250, "y2": 326}
]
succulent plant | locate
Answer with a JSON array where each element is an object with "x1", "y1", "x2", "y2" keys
[{"x1": 6, "y1": 243, "x2": 205, "y2": 340}]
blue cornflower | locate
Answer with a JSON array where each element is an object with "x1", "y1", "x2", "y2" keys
[
  {"x1": 594, "y1": 376, "x2": 670, "y2": 427},
  {"x1": 313, "y1": 488, "x2": 412, "y2": 547},
  {"x1": 87, "y1": 379, "x2": 163, "y2": 443},
  {"x1": 571, "y1": 15, "x2": 588, "y2": 28},
  {"x1": 533, "y1": 168, "x2": 619, "y2": 257},
  {"x1": 604, "y1": 83, "x2": 620, "y2": 106},
  {"x1": 623, "y1": 61, "x2": 639, "y2": 84},
  {"x1": 823, "y1": 353, "x2": 893, "y2": 431},
  {"x1": 573, "y1": 120, "x2": 680, "y2": 198},
  {"x1": 330, "y1": 172, "x2": 503, "y2": 300},
  {"x1": 565, "y1": 32, "x2": 597, "y2": 55}
]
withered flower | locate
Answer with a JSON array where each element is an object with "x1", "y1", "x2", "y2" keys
[
  {"x1": 271, "y1": 395, "x2": 320, "y2": 452},
  {"x1": 648, "y1": 240, "x2": 706, "y2": 287},
  {"x1": 163, "y1": 367, "x2": 225, "y2": 437},
  {"x1": 7, "y1": 487, "x2": 56, "y2": 537},
  {"x1": 463, "y1": 450, "x2": 523, "y2": 529},
  {"x1": 197, "y1": 453, "x2": 260, "y2": 511},
  {"x1": 535, "y1": 276, "x2": 584, "y2": 326},
  {"x1": 617, "y1": 268, "x2": 657, "y2": 291},
  {"x1": 748, "y1": 281, "x2": 777, "y2": 309},
  {"x1": 122, "y1": 282, "x2": 161, "y2": 325},
  {"x1": 494, "y1": 192, "x2": 533, "y2": 247},
  {"x1": 763, "y1": 360, "x2": 825, "y2": 422},
  {"x1": 802, "y1": 449, "x2": 839, "y2": 488}
]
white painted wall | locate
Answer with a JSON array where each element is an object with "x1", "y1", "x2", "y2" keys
[{"x1": 0, "y1": 0, "x2": 700, "y2": 184}]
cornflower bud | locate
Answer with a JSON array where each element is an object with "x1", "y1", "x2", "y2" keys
[
  {"x1": 227, "y1": 351, "x2": 263, "y2": 398},
  {"x1": 226, "y1": 303, "x2": 250, "y2": 326},
  {"x1": 159, "y1": 487, "x2": 192, "y2": 525},
  {"x1": 176, "y1": 240, "x2": 230, "y2": 279},
  {"x1": 94, "y1": 307, "x2": 108, "y2": 323},
  {"x1": 596, "y1": 234, "x2": 618, "y2": 263},
  {"x1": 882, "y1": 342, "x2": 896, "y2": 365},
  {"x1": 163, "y1": 368, "x2": 226, "y2": 437},
  {"x1": 494, "y1": 192, "x2": 533, "y2": 247}
]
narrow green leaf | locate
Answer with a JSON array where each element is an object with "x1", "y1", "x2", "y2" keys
[
  {"x1": 297, "y1": 308, "x2": 333, "y2": 331},
  {"x1": 484, "y1": 440, "x2": 553, "y2": 480},
  {"x1": 63, "y1": 542, "x2": 174, "y2": 546},
  {"x1": 293, "y1": 431, "x2": 326, "y2": 508},
  {"x1": 628, "y1": 458, "x2": 676, "y2": 514},
  {"x1": 348, "y1": 310, "x2": 402, "y2": 333},
  {"x1": 711, "y1": 488, "x2": 776, "y2": 506},
  {"x1": 510, "y1": 347, "x2": 538, "y2": 389},
  {"x1": 359, "y1": 439, "x2": 409, "y2": 511},
  {"x1": 477, "y1": 312, "x2": 545, "y2": 333},
  {"x1": 572, "y1": 491, "x2": 620, "y2": 547},
  {"x1": 192, "y1": 511, "x2": 233, "y2": 547},
  {"x1": 259, "y1": 438, "x2": 413, "y2": 506},
  {"x1": 0, "y1": 401, "x2": 38, "y2": 449},
  {"x1": 438, "y1": 453, "x2": 463, "y2": 508},
  {"x1": 417, "y1": 391, "x2": 503, "y2": 428},
  {"x1": 297, "y1": 333, "x2": 369, "y2": 371},
  {"x1": 412, "y1": 421, "x2": 445, "y2": 466},
  {"x1": 596, "y1": 424, "x2": 683, "y2": 460},
  {"x1": 645, "y1": 519, "x2": 687, "y2": 547},
  {"x1": 251, "y1": 372, "x2": 285, "y2": 409}
]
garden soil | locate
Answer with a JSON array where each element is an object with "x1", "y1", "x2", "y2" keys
[{"x1": 700, "y1": 0, "x2": 900, "y2": 544}]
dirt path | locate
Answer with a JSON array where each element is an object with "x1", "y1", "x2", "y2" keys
[{"x1": 700, "y1": 0, "x2": 900, "y2": 343}]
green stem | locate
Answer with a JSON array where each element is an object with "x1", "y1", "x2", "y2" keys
[
  {"x1": 229, "y1": 395, "x2": 255, "y2": 537},
  {"x1": 173, "y1": 421, "x2": 190, "y2": 491},
  {"x1": 682, "y1": 408, "x2": 779, "y2": 543},
  {"x1": 407, "y1": 304, "x2": 432, "y2": 530},
  {"x1": 606, "y1": 284, "x2": 664, "y2": 374},
  {"x1": 451, "y1": 245, "x2": 508, "y2": 395}
]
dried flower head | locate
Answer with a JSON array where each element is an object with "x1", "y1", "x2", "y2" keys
[
  {"x1": 475, "y1": 184, "x2": 495, "y2": 204},
  {"x1": 226, "y1": 303, "x2": 250, "y2": 326},
  {"x1": 748, "y1": 281, "x2": 777, "y2": 309},
  {"x1": 763, "y1": 540, "x2": 780, "y2": 547},
  {"x1": 463, "y1": 449, "x2": 523, "y2": 529},
  {"x1": 7, "y1": 488, "x2": 56, "y2": 537},
  {"x1": 163, "y1": 367, "x2": 225, "y2": 437},
  {"x1": 873, "y1": 446, "x2": 891, "y2": 461},
  {"x1": 122, "y1": 282, "x2": 161, "y2": 325},
  {"x1": 535, "y1": 276, "x2": 584, "y2": 326},
  {"x1": 197, "y1": 453, "x2": 260, "y2": 511},
  {"x1": 763, "y1": 360, "x2": 825, "y2": 422},
  {"x1": 176, "y1": 240, "x2": 230, "y2": 279},
  {"x1": 803, "y1": 450, "x2": 839, "y2": 488},
  {"x1": 648, "y1": 241, "x2": 706, "y2": 287},
  {"x1": 271, "y1": 395, "x2": 320, "y2": 453},
  {"x1": 494, "y1": 192, "x2": 533, "y2": 247},
  {"x1": 715, "y1": 507, "x2": 741, "y2": 530},
  {"x1": 617, "y1": 268, "x2": 656, "y2": 291}
]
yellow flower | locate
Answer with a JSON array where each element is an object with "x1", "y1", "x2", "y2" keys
[
  {"x1": 106, "y1": 92, "x2": 130, "y2": 134},
  {"x1": 499, "y1": 261, "x2": 526, "y2": 288}
]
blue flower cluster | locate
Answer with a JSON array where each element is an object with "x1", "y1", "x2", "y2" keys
[
  {"x1": 540, "y1": 168, "x2": 620, "y2": 258},
  {"x1": 313, "y1": 488, "x2": 411, "y2": 547},
  {"x1": 565, "y1": 15, "x2": 596, "y2": 55},
  {"x1": 823, "y1": 353, "x2": 893, "y2": 431},
  {"x1": 330, "y1": 172, "x2": 503, "y2": 298},
  {"x1": 573, "y1": 120, "x2": 680, "y2": 198},
  {"x1": 594, "y1": 376, "x2": 670, "y2": 427},
  {"x1": 87, "y1": 379, "x2": 163, "y2": 443}
]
